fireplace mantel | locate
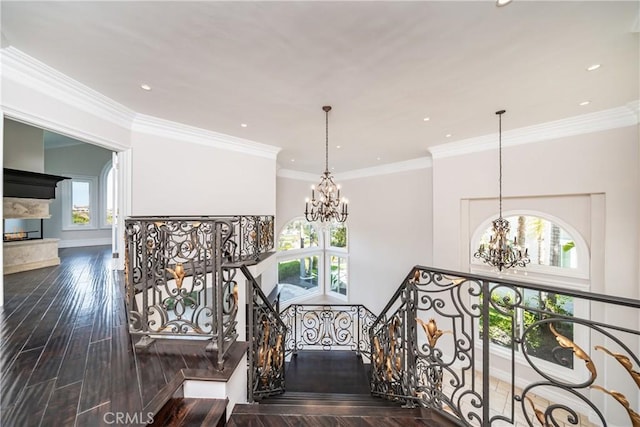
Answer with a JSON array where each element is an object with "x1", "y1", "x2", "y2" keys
[{"x1": 3, "y1": 168, "x2": 69, "y2": 199}]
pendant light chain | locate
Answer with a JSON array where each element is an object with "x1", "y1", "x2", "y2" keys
[
  {"x1": 325, "y1": 107, "x2": 329, "y2": 173},
  {"x1": 498, "y1": 110, "x2": 503, "y2": 219}
]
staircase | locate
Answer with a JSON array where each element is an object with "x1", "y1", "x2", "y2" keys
[
  {"x1": 228, "y1": 392, "x2": 453, "y2": 426},
  {"x1": 227, "y1": 350, "x2": 458, "y2": 426}
]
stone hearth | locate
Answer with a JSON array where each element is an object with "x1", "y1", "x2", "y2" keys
[{"x1": 4, "y1": 238, "x2": 60, "y2": 274}]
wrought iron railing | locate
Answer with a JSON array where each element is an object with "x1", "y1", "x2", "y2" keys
[
  {"x1": 229, "y1": 215, "x2": 275, "y2": 262},
  {"x1": 242, "y1": 265, "x2": 287, "y2": 402},
  {"x1": 280, "y1": 304, "x2": 377, "y2": 359},
  {"x1": 370, "y1": 265, "x2": 640, "y2": 426},
  {"x1": 124, "y1": 216, "x2": 274, "y2": 369}
]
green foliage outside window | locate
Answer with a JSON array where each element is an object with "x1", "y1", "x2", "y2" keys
[
  {"x1": 72, "y1": 210, "x2": 90, "y2": 224},
  {"x1": 481, "y1": 289, "x2": 574, "y2": 369},
  {"x1": 330, "y1": 224, "x2": 347, "y2": 248}
]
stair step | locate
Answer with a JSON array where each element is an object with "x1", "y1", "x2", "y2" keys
[
  {"x1": 233, "y1": 402, "x2": 426, "y2": 418},
  {"x1": 148, "y1": 397, "x2": 227, "y2": 427},
  {"x1": 260, "y1": 391, "x2": 401, "y2": 407}
]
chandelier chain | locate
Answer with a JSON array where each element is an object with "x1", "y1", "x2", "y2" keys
[
  {"x1": 325, "y1": 107, "x2": 329, "y2": 173},
  {"x1": 498, "y1": 110, "x2": 503, "y2": 218}
]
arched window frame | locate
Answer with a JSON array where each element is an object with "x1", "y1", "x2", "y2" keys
[
  {"x1": 469, "y1": 210, "x2": 591, "y2": 381},
  {"x1": 470, "y1": 209, "x2": 590, "y2": 285}
]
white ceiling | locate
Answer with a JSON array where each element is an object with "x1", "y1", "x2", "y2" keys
[{"x1": 1, "y1": 1, "x2": 638, "y2": 173}]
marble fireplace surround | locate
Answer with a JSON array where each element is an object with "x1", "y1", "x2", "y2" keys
[{"x1": 3, "y1": 197, "x2": 60, "y2": 274}]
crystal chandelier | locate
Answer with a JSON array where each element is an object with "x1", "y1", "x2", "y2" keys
[
  {"x1": 474, "y1": 110, "x2": 530, "y2": 271},
  {"x1": 304, "y1": 106, "x2": 348, "y2": 223}
]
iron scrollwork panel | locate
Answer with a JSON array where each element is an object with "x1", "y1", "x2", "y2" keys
[
  {"x1": 125, "y1": 220, "x2": 218, "y2": 337},
  {"x1": 412, "y1": 270, "x2": 486, "y2": 424},
  {"x1": 280, "y1": 304, "x2": 376, "y2": 357},
  {"x1": 249, "y1": 275, "x2": 286, "y2": 400},
  {"x1": 400, "y1": 266, "x2": 640, "y2": 427}
]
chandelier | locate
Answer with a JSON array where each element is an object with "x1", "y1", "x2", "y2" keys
[
  {"x1": 474, "y1": 110, "x2": 530, "y2": 271},
  {"x1": 304, "y1": 106, "x2": 348, "y2": 223}
]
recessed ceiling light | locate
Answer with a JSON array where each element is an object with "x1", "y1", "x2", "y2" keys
[
  {"x1": 376, "y1": 157, "x2": 381, "y2": 161},
  {"x1": 240, "y1": 123, "x2": 248, "y2": 128},
  {"x1": 445, "y1": 134, "x2": 452, "y2": 138},
  {"x1": 140, "y1": 84, "x2": 152, "y2": 91},
  {"x1": 579, "y1": 101, "x2": 591, "y2": 106},
  {"x1": 496, "y1": 0, "x2": 512, "y2": 7},
  {"x1": 336, "y1": 145, "x2": 341, "y2": 149},
  {"x1": 290, "y1": 158, "x2": 295, "y2": 162},
  {"x1": 586, "y1": 64, "x2": 601, "y2": 72},
  {"x1": 423, "y1": 117, "x2": 430, "y2": 122}
]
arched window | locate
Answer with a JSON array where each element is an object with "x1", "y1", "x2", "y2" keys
[
  {"x1": 277, "y1": 218, "x2": 349, "y2": 303},
  {"x1": 472, "y1": 212, "x2": 589, "y2": 280},
  {"x1": 470, "y1": 212, "x2": 590, "y2": 376}
]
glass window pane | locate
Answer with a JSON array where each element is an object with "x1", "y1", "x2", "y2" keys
[
  {"x1": 329, "y1": 255, "x2": 348, "y2": 295},
  {"x1": 521, "y1": 290, "x2": 575, "y2": 369},
  {"x1": 481, "y1": 285, "x2": 517, "y2": 350},
  {"x1": 278, "y1": 220, "x2": 318, "y2": 251},
  {"x1": 278, "y1": 255, "x2": 319, "y2": 301},
  {"x1": 72, "y1": 181, "x2": 91, "y2": 224},
  {"x1": 330, "y1": 224, "x2": 347, "y2": 248}
]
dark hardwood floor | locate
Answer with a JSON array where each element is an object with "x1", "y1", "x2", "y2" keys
[
  {"x1": 1, "y1": 246, "x2": 233, "y2": 427},
  {"x1": 284, "y1": 350, "x2": 371, "y2": 394}
]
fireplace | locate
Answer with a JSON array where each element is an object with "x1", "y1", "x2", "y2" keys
[
  {"x1": 3, "y1": 168, "x2": 68, "y2": 274},
  {"x1": 3, "y1": 218, "x2": 43, "y2": 241}
]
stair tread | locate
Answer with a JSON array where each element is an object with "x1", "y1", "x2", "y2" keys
[
  {"x1": 233, "y1": 402, "x2": 426, "y2": 417},
  {"x1": 149, "y1": 397, "x2": 227, "y2": 427}
]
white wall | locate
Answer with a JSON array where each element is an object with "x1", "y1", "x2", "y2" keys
[
  {"x1": 130, "y1": 133, "x2": 276, "y2": 216},
  {"x1": 44, "y1": 142, "x2": 114, "y2": 247},
  {"x1": 3, "y1": 119, "x2": 44, "y2": 172},
  {"x1": 277, "y1": 166, "x2": 433, "y2": 314},
  {"x1": 432, "y1": 125, "x2": 638, "y2": 299}
]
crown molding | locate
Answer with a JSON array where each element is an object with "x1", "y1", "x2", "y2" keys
[
  {"x1": 2, "y1": 105, "x2": 130, "y2": 151},
  {"x1": 428, "y1": 103, "x2": 639, "y2": 159},
  {"x1": 277, "y1": 168, "x2": 319, "y2": 182},
  {"x1": 132, "y1": 114, "x2": 281, "y2": 160},
  {"x1": 336, "y1": 157, "x2": 432, "y2": 181},
  {"x1": 1, "y1": 46, "x2": 136, "y2": 130},
  {"x1": 278, "y1": 157, "x2": 432, "y2": 182},
  {"x1": 1, "y1": 47, "x2": 281, "y2": 159}
]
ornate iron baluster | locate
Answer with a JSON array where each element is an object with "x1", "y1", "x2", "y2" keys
[{"x1": 243, "y1": 265, "x2": 287, "y2": 401}]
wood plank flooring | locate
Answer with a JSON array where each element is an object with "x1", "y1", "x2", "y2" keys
[
  {"x1": 284, "y1": 350, "x2": 371, "y2": 394},
  {"x1": 1, "y1": 246, "x2": 236, "y2": 427}
]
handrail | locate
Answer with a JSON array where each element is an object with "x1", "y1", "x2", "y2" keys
[
  {"x1": 413, "y1": 264, "x2": 640, "y2": 308},
  {"x1": 241, "y1": 265, "x2": 287, "y2": 402},
  {"x1": 370, "y1": 265, "x2": 640, "y2": 426}
]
